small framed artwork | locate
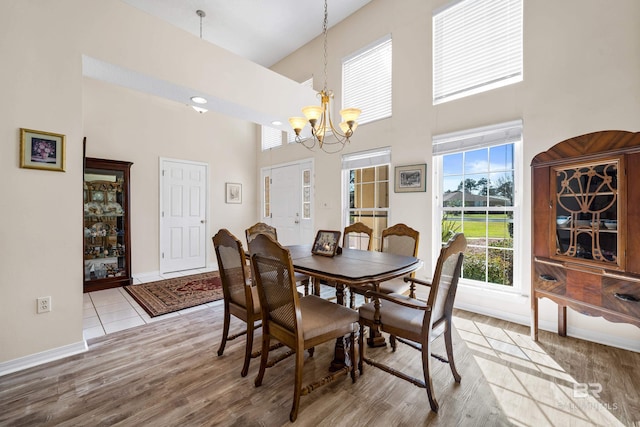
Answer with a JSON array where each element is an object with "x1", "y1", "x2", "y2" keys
[
  {"x1": 20, "y1": 128, "x2": 66, "y2": 172},
  {"x1": 395, "y1": 164, "x2": 426, "y2": 193},
  {"x1": 312, "y1": 230, "x2": 342, "y2": 257},
  {"x1": 225, "y1": 182, "x2": 242, "y2": 204}
]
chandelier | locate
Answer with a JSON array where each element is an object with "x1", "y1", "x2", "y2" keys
[{"x1": 288, "y1": 0, "x2": 361, "y2": 154}]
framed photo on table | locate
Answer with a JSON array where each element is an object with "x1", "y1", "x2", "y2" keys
[
  {"x1": 20, "y1": 128, "x2": 66, "y2": 172},
  {"x1": 395, "y1": 164, "x2": 426, "y2": 193},
  {"x1": 225, "y1": 182, "x2": 242, "y2": 204},
  {"x1": 312, "y1": 230, "x2": 342, "y2": 257}
]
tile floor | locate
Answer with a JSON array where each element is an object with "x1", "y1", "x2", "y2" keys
[{"x1": 83, "y1": 267, "x2": 222, "y2": 340}]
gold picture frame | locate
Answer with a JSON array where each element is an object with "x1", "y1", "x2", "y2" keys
[{"x1": 20, "y1": 128, "x2": 66, "y2": 172}]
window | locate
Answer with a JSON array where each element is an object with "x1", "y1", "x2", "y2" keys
[
  {"x1": 434, "y1": 120, "x2": 521, "y2": 288},
  {"x1": 263, "y1": 175, "x2": 270, "y2": 218},
  {"x1": 343, "y1": 35, "x2": 392, "y2": 125},
  {"x1": 433, "y1": 0, "x2": 523, "y2": 104},
  {"x1": 261, "y1": 126, "x2": 283, "y2": 151},
  {"x1": 302, "y1": 169, "x2": 311, "y2": 219},
  {"x1": 342, "y1": 148, "x2": 391, "y2": 250}
]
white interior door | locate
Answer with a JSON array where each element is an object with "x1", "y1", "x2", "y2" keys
[
  {"x1": 262, "y1": 161, "x2": 313, "y2": 246},
  {"x1": 160, "y1": 159, "x2": 207, "y2": 273}
]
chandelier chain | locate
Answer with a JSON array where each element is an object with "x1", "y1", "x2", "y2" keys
[{"x1": 323, "y1": 0, "x2": 328, "y2": 92}]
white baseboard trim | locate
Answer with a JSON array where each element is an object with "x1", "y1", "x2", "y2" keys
[
  {"x1": 455, "y1": 302, "x2": 640, "y2": 353},
  {"x1": 0, "y1": 340, "x2": 88, "y2": 377}
]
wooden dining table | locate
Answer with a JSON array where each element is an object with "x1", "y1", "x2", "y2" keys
[{"x1": 286, "y1": 244, "x2": 423, "y2": 369}]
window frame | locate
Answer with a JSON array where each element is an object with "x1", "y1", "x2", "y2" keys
[
  {"x1": 432, "y1": 0, "x2": 523, "y2": 105},
  {"x1": 433, "y1": 121, "x2": 523, "y2": 293},
  {"x1": 342, "y1": 148, "x2": 392, "y2": 251},
  {"x1": 342, "y1": 34, "x2": 392, "y2": 125}
]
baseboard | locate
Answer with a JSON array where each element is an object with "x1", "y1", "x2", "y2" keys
[
  {"x1": 0, "y1": 340, "x2": 88, "y2": 377},
  {"x1": 455, "y1": 302, "x2": 640, "y2": 353}
]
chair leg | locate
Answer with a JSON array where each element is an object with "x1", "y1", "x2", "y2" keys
[
  {"x1": 254, "y1": 332, "x2": 270, "y2": 387},
  {"x1": 241, "y1": 319, "x2": 254, "y2": 377},
  {"x1": 422, "y1": 340, "x2": 439, "y2": 413},
  {"x1": 349, "y1": 331, "x2": 356, "y2": 383},
  {"x1": 290, "y1": 348, "x2": 305, "y2": 422},
  {"x1": 390, "y1": 334, "x2": 397, "y2": 351},
  {"x1": 303, "y1": 278, "x2": 310, "y2": 296},
  {"x1": 444, "y1": 322, "x2": 461, "y2": 383},
  {"x1": 217, "y1": 307, "x2": 230, "y2": 356},
  {"x1": 358, "y1": 323, "x2": 364, "y2": 375}
]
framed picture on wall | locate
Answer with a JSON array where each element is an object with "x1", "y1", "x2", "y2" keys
[
  {"x1": 394, "y1": 164, "x2": 426, "y2": 193},
  {"x1": 311, "y1": 230, "x2": 342, "y2": 257},
  {"x1": 225, "y1": 182, "x2": 242, "y2": 204},
  {"x1": 20, "y1": 128, "x2": 66, "y2": 172}
]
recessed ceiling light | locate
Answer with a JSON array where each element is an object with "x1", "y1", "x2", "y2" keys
[
  {"x1": 192, "y1": 106, "x2": 208, "y2": 114},
  {"x1": 191, "y1": 96, "x2": 207, "y2": 104},
  {"x1": 271, "y1": 120, "x2": 283, "y2": 126}
]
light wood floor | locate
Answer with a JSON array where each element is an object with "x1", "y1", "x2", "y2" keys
[{"x1": 1, "y1": 302, "x2": 639, "y2": 426}]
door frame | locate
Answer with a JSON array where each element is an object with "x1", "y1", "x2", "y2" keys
[
  {"x1": 159, "y1": 157, "x2": 209, "y2": 274},
  {"x1": 260, "y1": 158, "x2": 314, "y2": 245}
]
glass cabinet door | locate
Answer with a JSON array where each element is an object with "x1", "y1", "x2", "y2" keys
[
  {"x1": 553, "y1": 157, "x2": 622, "y2": 268},
  {"x1": 83, "y1": 158, "x2": 132, "y2": 291}
]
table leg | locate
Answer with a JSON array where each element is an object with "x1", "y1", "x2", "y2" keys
[
  {"x1": 366, "y1": 282, "x2": 387, "y2": 347},
  {"x1": 330, "y1": 282, "x2": 350, "y2": 371}
]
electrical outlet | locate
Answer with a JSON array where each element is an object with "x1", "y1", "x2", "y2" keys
[{"x1": 37, "y1": 296, "x2": 51, "y2": 314}]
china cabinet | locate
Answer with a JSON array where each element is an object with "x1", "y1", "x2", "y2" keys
[
  {"x1": 531, "y1": 130, "x2": 640, "y2": 340},
  {"x1": 83, "y1": 158, "x2": 133, "y2": 292}
]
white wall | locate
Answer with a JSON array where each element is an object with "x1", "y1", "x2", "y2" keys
[
  {"x1": 265, "y1": 0, "x2": 640, "y2": 350},
  {"x1": 82, "y1": 79, "x2": 257, "y2": 274},
  {"x1": 0, "y1": 0, "x2": 304, "y2": 369}
]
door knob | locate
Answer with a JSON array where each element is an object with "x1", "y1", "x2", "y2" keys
[{"x1": 200, "y1": 220, "x2": 206, "y2": 223}]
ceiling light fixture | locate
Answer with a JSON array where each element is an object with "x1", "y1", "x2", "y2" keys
[
  {"x1": 288, "y1": 0, "x2": 361, "y2": 154},
  {"x1": 191, "y1": 96, "x2": 207, "y2": 104},
  {"x1": 190, "y1": 11, "x2": 208, "y2": 114},
  {"x1": 196, "y1": 10, "x2": 206, "y2": 39}
]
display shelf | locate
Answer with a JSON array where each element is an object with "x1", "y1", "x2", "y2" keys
[
  {"x1": 83, "y1": 157, "x2": 133, "y2": 292},
  {"x1": 531, "y1": 130, "x2": 640, "y2": 341}
]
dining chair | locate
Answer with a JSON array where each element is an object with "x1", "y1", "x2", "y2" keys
[
  {"x1": 351, "y1": 223, "x2": 420, "y2": 305},
  {"x1": 343, "y1": 222, "x2": 373, "y2": 307},
  {"x1": 342, "y1": 221, "x2": 374, "y2": 251},
  {"x1": 245, "y1": 222, "x2": 312, "y2": 296},
  {"x1": 358, "y1": 232, "x2": 467, "y2": 413},
  {"x1": 248, "y1": 233, "x2": 359, "y2": 422},
  {"x1": 213, "y1": 228, "x2": 262, "y2": 377}
]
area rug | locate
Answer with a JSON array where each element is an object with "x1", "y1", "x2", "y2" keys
[{"x1": 124, "y1": 272, "x2": 223, "y2": 317}]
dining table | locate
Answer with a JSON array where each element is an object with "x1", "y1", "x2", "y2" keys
[{"x1": 286, "y1": 244, "x2": 423, "y2": 370}]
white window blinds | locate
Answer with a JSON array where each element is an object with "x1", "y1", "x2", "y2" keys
[
  {"x1": 342, "y1": 147, "x2": 391, "y2": 170},
  {"x1": 433, "y1": 0, "x2": 523, "y2": 104},
  {"x1": 432, "y1": 119, "x2": 522, "y2": 155},
  {"x1": 343, "y1": 35, "x2": 392, "y2": 125},
  {"x1": 261, "y1": 126, "x2": 283, "y2": 151}
]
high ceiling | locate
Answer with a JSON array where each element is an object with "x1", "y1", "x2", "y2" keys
[{"x1": 121, "y1": 0, "x2": 372, "y2": 67}]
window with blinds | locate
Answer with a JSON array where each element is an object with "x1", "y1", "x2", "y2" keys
[
  {"x1": 343, "y1": 35, "x2": 392, "y2": 125},
  {"x1": 342, "y1": 148, "x2": 392, "y2": 250},
  {"x1": 434, "y1": 120, "x2": 522, "y2": 290},
  {"x1": 261, "y1": 125, "x2": 283, "y2": 151},
  {"x1": 433, "y1": 0, "x2": 523, "y2": 105}
]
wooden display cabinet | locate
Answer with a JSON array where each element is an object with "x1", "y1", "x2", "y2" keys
[
  {"x1": 531, "y1": 130, "x2": 640, "y2": 340},
  {"x1": 83, "y1": 158, "x2": 133, "y2": 292}
]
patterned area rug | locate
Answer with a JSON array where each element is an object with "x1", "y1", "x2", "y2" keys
[{"x1": 124, "y1": 272, "x2": 223, "y2": 317}]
